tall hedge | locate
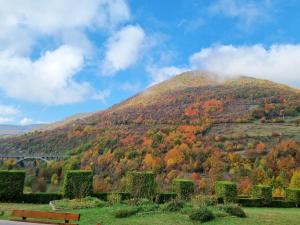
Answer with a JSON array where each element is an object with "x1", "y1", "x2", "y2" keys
[
  {"x1": 173, "y1": 179, "x2": 194, "y2": 200},
  {"x1": 286, "y1": 188, "x2": 300, "y2": 207},
  {"x1": 0, "y1": 170, "x2": 25, "y2": 202},
  {"x1": 21, "y1": 193, "x2": 62, "y2": 204},
  {"x1": 126, "y1": 171, "x2": 156, "y2": 199},
  {"x1": 252, "y1": 185, "x2": 272, "y2": 205},
  {"x1": 62, "y1": 170, "x2": 93, "y2": 199},
  {"x1": 215, "y1": 181, "x2": 237, "y2": 203}
]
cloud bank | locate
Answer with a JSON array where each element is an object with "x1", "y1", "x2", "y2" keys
[
  {"x1": 101, "y1": 25, "x2": 146, "y2": 75},
  {"x1": 0, "y1": 0, "x2": 132, "y2": 105},
  {"x1": 0, "y1": 104, "x2": 19, "y2": 124},
  {"x1": 190, "y1": 44, "x2": 300, "y2": 87},
  {"x1": 150, "y1": 44, "x2": 300, "y2": 88}
]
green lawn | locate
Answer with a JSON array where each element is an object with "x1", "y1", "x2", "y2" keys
[{"x1": 0, "y1": 203, "x2": 299, "y2": 225}]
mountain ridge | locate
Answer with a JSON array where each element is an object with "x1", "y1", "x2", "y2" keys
[{"x1": 0, "y1": 71, "x2": 299, "y2": 155}]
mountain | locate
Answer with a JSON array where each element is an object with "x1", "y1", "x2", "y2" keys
[
  {"x1": 0, "y1": 124, "x2": 43, "y2": 138},
  {"x1": 1, "y1": 71, "x2": 300, "y2": 191},
  {"x1": 0, "y1": 71, "x2": 299, "y2": 156}
]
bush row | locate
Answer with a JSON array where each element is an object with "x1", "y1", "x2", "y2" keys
[
  {"x1": 216, "y1": 181, "x2": 300, "y2": 207},
  {"x1": 237, "y1": 197, "x2": 295, "y2": 208},
  {"x1": 20, "y1": 193, "x2": 62, "y2": 204}
]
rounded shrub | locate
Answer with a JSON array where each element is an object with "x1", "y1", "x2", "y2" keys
[
  {"x1": 160, "y1": 198, "x2": 185, "y2": 212},
  {"x1": 219, "y1": 204, "x2": 246, "y2": 218},
  {"x1": 215, "y1": 181, "x2": 237, "y2": 203},
  {"x1": 192, "y1": 195, "x2": 218, "y2": 207},
  {"x1": 172, "y1": 179, "x2": 194, "y2": 200},
  {"x1": 114, "y1": 207, "x2": 138, "y2": 218},
  {"x1": 189, "y1": 207, "x2": 215, "y2": 222}
]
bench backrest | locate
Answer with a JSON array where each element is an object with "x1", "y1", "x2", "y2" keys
[{"x1": 11, "y1": 210, "x2": 80, "y2": 224}]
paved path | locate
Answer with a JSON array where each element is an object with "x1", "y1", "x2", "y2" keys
[{"x1": 0, "y1": 221, "x2": 47, "y2": 225}]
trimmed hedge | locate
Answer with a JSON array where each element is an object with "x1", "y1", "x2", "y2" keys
[
  {"x1": 91, "y1": 192, "x2": 132, "y2": 202},
  {"x1": 215, "y1": 181, "x2": 237, "y2": 203},
  {"x1": 237, "y1": 197, "x2": 262, "y2": 207},
  {"x1": 155, "y1": 193, "x2": 177, "y2": 204},
  {"x1": 21, "y1": 193, "x2": 62, "y2": 204},
  {"x1": 0, "y1": 170, "x2": 25, "y2": 202},
  {"x1": 269, "y1": 200, "x2": 295, "y2": 208},
  {"x1": 252, "y1": 185, "x2": 272, "y2": 205},
  {"x1": 92, "y1": 192, "x2": 108, "y2": 201},
  {"x1": 126, "y1": 171, "x2": 156, "y2": 199},
  {"x1": 286, "y1": 188, "x2": 300, "y2": 207},
  {"x1": 62, "y1": 170, "x2": 93, "y2": 199},
  {"x1": 173, "y1": 179, "x2": 194, "y2": 200}
]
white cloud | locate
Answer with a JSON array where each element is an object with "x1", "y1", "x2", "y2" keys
[
  {"x1": 0, "y1": 104, "x2": 19, "y2": 124},
  {"x1": 0, "y1": 104, "x2": 19, "y2": 116},
  {"x1": 101, "y1": 25, "x2": 145, "y2": 75},
  {"x1": 0, "y1": 45, "x2": 98, "y2": 105},
  {"x1": 190, "y1": 44, "x2": 300, "y2": 87},
  {"x1": 20, "y1": 117, "x2": 33, "y2": 125},
  {"x1": 0, "y1": 0, "x2": 131, "y2": 105},
  {"x1": 147, "y1": 66, "x2": 189, "y2": 85},
  {"x1": 0, "y1": 0, "x2": 130, "y2": 54},
  {"x1": 209, "y1": 0, "x2": 272, "y2": 26},
  {"x1": 0, "y1": 117, "x2": 13, "y2": 124}
]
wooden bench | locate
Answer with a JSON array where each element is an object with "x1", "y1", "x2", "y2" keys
[{"x1": 11, "y1": 210, "x2": 80, "y2": 225}]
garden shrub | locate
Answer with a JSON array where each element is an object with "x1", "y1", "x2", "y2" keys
[
  {"x1": 215, "y1": 181, "x2": 237, "y2": 203},
  {"x1": 219, "y1": 204, "x2": 246, "y2": 217},
  {"x1": 62, "y1": 170, "x2": 93, "y2": 199},
  {"x1": 0, "y1": 170, "x2": 25, "y2": 202},
  {"x1": 130, "y1": 198, "x2": 160, "y2": 212},
  {"x1": 92, "y1": 192, "x2": 130, "y2": 201},
  {"x1": 160, "y1": 198, "x2": 185, "y2": 212},
  {"x1": 192, "y1": 195, "x2": 218, "y2": 207},
  {"x1": 252, "y1": 185, "x2": 272, "y2": 205},
  {"x1": 21, "y1": 193, "x2": 62, "y2": 204},
  {"x1": 114, "y1": 207, "x2": 138, "y2": 218},
  {"x1": 127, "y1": 198, "x2": 152, "y2": 206},
  {"x1": 107, "y1": 193, "x2": 122, "y2": 205},
  {"x1": 172, "y1": 179, "x2": 194, "y2": 200},
  {"x1": 285, "y1": 188, "x2": 300, "y2": 207},
  {"x1": 189, "y1": 207, "x2": 215, "y2": 222},
  {"x1": 51, "y1": 197, "x2": 106, "y2": 210},
  {"x1": 155, "y1": 193, "x2": 177, "y2": 204},
  {"x1": 126, "y1": 171, "x2": 156, "y2": 199}
]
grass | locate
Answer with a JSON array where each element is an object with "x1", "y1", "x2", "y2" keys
[{"x1": 0, "y1": 203, "x2": 300, "y2": 225}]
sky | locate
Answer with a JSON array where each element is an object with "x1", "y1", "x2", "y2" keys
[{"x1": 0, "y1": 0, "x2": 300, "y2": 125}]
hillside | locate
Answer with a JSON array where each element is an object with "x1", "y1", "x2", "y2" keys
[
  {"x1": 0, "y1": 71, "x2": 300, "y2": 192},
  {"x1": 1, "y1": 71, "x2": 299, "y2": 154}
]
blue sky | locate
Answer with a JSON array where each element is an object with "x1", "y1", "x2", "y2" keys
[{"x1": 0, "y1": 0, "x2": 300, "y2": 125}]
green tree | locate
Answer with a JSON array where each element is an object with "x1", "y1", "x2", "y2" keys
[{"x1": 290, "y1": 170, "x2": 300, "y2": 188}]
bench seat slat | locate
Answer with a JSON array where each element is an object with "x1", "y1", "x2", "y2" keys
[
  {"x1": 12, "y1": 210, "x2": 80, "y2": 221},
  {"x1": 11, "y1": 220, "x2": 78, "y2": 225}
]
